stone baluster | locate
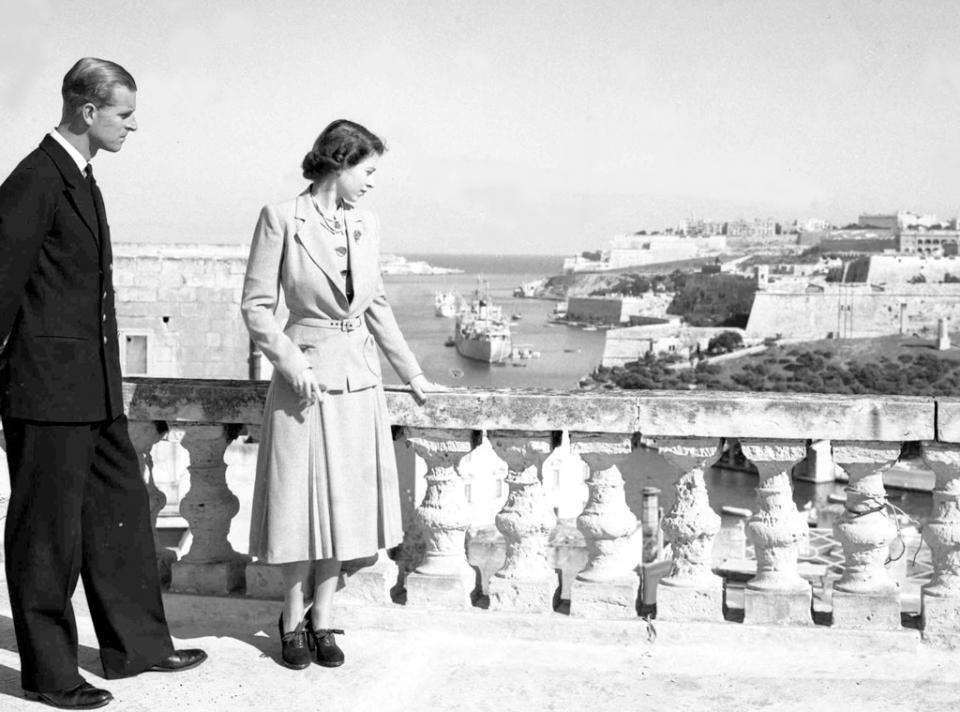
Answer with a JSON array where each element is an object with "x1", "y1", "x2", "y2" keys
[
  {"x1": 170, "y1": 424, "x2": 249, "y2": 595},
  {"x1": 568, "y1": 432, "x2": 640, "y2": 618},
  {"x1": 739, "y1": 439, "x2": 811, "y2": 625},
  {"x1": 486, "y1": 429, "x2": 560, "y2": 612},
  {"x1": 647, "y1": 436, "x2": 723, "y2": 621},
  {"x1": 831, "y1": 441, "x2": 902, "y2": 629},
  {"x1": 920, "y1": 442, "x2": 960, "y2": 640},
  {"x1": 403, "y1": 428, "x2": 478, "y2": 608},
  {"x1": 127, "y1": 420, "x2": 173, "y2": 586}
]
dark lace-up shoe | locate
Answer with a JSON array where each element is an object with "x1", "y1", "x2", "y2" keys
[
  {"x1": 309, "y1": 627, "x2": 345, "y2": 667},
  {"x1": 147, "y1": 649, "x2": 207, "y2": 673},
  {"x1": 278, "y1": 613, "x2": 311, "y2": 669},
  {"x1": 25, "y1": 681, "x2": 113, "y2": 709}
]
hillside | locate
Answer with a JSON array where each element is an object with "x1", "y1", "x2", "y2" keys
[{"x1": 593, "y1": 334, "x2": 960, "y2": 396}]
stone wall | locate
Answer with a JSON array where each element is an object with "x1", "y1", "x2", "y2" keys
[
  {"x1": 855, "y1": 254, "x2": 960, "y2": 285},
  {"x1": 746, "y1": 282, "x2": 960, "y2": 339},
  {"x1": 113, "y1": 243, "x2": 254, "y2": 379}
]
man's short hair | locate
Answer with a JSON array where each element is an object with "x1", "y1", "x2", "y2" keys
[{"x1": 61, "y1": 57, "x2": 136, "y2": 115}]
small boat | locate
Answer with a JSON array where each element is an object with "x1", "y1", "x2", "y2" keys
[
  {"x1": 443, "y1": 336, "x2": 455, "y2": 347},
  {"x1": 510, "y1": 312, "x2": 523, "y2": 321},
  {"x1": 434, "y1": 290, "x2": 458, "y2": 318}
]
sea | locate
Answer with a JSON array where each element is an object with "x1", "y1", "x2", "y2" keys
[{"x1": 380, "y1": 253, "x2": 603, "y2": 390}]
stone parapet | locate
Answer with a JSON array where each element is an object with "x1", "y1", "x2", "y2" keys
[{"x1": 100, "y1": 378, "x2": 960, "y2": 641}]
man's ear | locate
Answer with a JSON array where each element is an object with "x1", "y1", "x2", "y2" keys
[{"x1": 80, "y1": 102, "x2": 97, "y2": 127}]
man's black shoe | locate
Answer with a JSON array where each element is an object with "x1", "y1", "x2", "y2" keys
[
  {"x1": 25, "y1": 682, "x2": 113, "y2": 709},
  {"x1": 146, "y1": 649, "x2": 207, "y2": 673}
]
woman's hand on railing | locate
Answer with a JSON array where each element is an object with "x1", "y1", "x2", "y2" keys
[
  {"x1": 292, "y1": 367, "x2": 326, "y2": 409},
  {"x1": 408, "y1": 374, "x2": 448, "y2": 405}
]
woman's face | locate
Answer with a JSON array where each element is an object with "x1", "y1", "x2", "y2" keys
[{"x1": 336, "y1": 153, "x2": 379, "y2": 205}]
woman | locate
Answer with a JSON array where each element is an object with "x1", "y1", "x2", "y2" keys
[{"x1": 241, "y1": 119, "x2": 435, "y2": 670}]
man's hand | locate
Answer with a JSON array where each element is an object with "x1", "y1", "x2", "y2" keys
[
  {"x1": 292, "y1": 367, "x2": 325, "y2": 408},
  {"x1": 408, "y1": 374, "x2": 448, "y2": 405}
]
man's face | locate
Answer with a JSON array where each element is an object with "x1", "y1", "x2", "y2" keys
[{"x1": 87, "y1": 86, "x2": 137, "y2": 153}]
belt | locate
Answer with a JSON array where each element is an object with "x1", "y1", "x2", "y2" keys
[{"x1": 288, "y1": 315, "x2": 363, "y2": 332}]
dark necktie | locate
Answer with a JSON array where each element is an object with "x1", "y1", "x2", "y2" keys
[{"x1": 84, "y1": 164, "x2": 106, "y2": 240}]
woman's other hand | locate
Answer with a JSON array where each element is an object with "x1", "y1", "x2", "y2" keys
[
  {"x1": 408, "y1": 374, "x2": 448, "y2": 405},
  {"x1": 292, "y1": 367, "x2": 326, "y2": 408}
]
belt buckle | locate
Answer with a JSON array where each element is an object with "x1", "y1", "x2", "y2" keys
[{"x1": 341, "y1": 318, "x2": 358, "y2": 332}]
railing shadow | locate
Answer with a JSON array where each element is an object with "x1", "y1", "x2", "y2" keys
[{"x1": 163, "y1": 610, "x2": 286, "y2": 669}]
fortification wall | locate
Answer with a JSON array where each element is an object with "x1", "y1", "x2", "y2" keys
[
  {"x1": 746, "y1": 283, "x2": 960, "y2": 339},
  {"x1": 862, "y1": 254, "x2": 960, "y2": 284}
]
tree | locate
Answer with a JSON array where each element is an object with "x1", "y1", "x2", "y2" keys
[{"x1": 707, "y1": 331, "x2": 743, "y2": 355}]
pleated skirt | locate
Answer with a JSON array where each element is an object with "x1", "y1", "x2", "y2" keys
[{"x1": 248, "y1": 373, "x2": 403, "y2": 564}]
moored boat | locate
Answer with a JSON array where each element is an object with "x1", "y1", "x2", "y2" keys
[
  {"x1": 454, "y1": 284, "x2": 512, "y2": 363},
  {"x1": 434, "y1": 290, "x2": 459, "y2": 318}
]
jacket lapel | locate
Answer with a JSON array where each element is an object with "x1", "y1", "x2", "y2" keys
[
  {"x1": 344, "y1": 208, "x2": 373, "y2": 306},
  {"x1": 39, "y1": 135, "x2": 99, "y2": 247},
  {"x1": 293, "y1": 190, "x2": 348, "y2": 302}
]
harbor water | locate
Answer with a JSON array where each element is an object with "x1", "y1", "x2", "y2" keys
[{"x1": 379, "y1": 253, "x2": 604, "y2": 389}]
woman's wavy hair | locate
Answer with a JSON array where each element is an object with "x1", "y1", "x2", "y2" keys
[{"x1": 302, "y1": 120, "x2": 386, "y2": 181}]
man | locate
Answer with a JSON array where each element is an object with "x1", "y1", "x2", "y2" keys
[{"x1": 0, "y1": 58, "x2": 206, "y2": 710}]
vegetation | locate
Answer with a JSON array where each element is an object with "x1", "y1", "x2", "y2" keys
[
  {"x1": 594, "y1": 335, "x2": 960, "y2": 396},
  {"x1": 707, "y1": 331, "x2": 743, "y2": 355}
]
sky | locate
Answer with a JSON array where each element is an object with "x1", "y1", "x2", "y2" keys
[{"x1": 1, "y1": 0, "x2": 959, "y2": 255}]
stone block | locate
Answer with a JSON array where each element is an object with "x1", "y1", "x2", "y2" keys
[
  {"x1": 405, "y1": 568, "x2": 474, "y2": 609},
  {"x1": 831, "y1": 589, "x2": 901, "y2": 630},
  {"x1": 656, "y1": 580, "x2": 723, "y2": 621},
  {"x1": 171, "y1": 559, "x2": 246, "y2": 596},
  {"x1": 487, "y1": 574, "x2": 557, "y2": 613},
  {"x1": 922, "y1": 593, "x2": 960, "y2": 642},
  {"x1": 245, "y1": 562, "x2": 284, "y2": 599},
  {"x1": 569, "y1": 576, "x2": 639, "y2": 619},
  {"x1": 743, "y1": 587, "x2": 812, "y2": 625},
  {"x1": 339, "y1": 556, "x2": 398, "y2": 606}
]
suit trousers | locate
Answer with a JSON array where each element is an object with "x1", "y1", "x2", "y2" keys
[{"x1": 2, "y1": 414, "x2": 174, "y2": 692}]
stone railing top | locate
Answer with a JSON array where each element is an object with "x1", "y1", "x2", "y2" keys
[
  {"x1": 936, "y1": 398, "x2": 960, "y2": 444},
  {"x1": 123, "y1": 378, "x2": 935, "y2": 441}
]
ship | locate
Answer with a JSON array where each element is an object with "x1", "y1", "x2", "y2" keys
[
  {"x1": 454, "y1": 285, "x2": 512, "y2": 363},
  {"x1": 434, "y1": 290, "x2": 458, "y2": 318}
]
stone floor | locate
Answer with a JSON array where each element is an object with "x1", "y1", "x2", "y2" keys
[{"x1": 2, "y1": 571, "x2": 960, "y2": 712}]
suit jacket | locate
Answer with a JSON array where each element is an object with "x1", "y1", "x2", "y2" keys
[
  {"x1": 241, "y1": 189, "x2": 422, "y2": 391},
  {"x1": 0, "y1": 135, "x2": 123, "y2": 421}
]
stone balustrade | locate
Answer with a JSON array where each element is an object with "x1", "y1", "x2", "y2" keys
[{"x1": 7, "y1": 378, "x2": 960, "y2": 642}]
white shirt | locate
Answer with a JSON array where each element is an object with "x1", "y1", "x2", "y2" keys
[{"x1": 48, "y1": 128, "x2": 89, "y2": 176}]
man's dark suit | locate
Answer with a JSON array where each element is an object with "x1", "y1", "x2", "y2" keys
[{"x1": 0, "y1": 135, "x2": 173, "y2": 692}]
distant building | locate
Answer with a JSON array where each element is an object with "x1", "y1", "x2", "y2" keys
[
  {"x1": 858, "y1": 213, "x2": 900, "y2": 231},
  {"x1": 602, "y1": 321, "x2": 742, "y2": 366},
  {"x1": 725, "y1": 218, "x2": 776, "y2": 238},
  {"x1": 566, "y1": 295, "x2": 672, "y2": 325},
  {"x1": 606, "y1": 232, "x2": 727, "y2": 269},
  {"x1": 898, "y1": 231, "x2": 960, "y2": 256}
]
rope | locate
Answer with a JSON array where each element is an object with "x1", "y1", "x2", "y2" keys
[{"x1": 845, "y1": 491, "x2": 921, "y2": 566}]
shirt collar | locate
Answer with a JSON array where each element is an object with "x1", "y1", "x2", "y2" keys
[{"x1": 48, "y1": 128, "x2": 89, "y2": 176}]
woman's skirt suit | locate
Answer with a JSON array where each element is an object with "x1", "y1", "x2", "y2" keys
[{"x1": 241, "y1": 189, "x2": 422, "y2": 564}]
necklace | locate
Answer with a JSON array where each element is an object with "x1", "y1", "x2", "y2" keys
[{"x1": 311, "y1": 196, "x2": 344, "y2": 234}]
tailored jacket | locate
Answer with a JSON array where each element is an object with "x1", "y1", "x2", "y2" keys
[
  {"x1": 0, "y1": 135, "x2": 123, "y2": 421},
  {"x1": 241, "y1": 189, "x2": 422, "y2": 391}
]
